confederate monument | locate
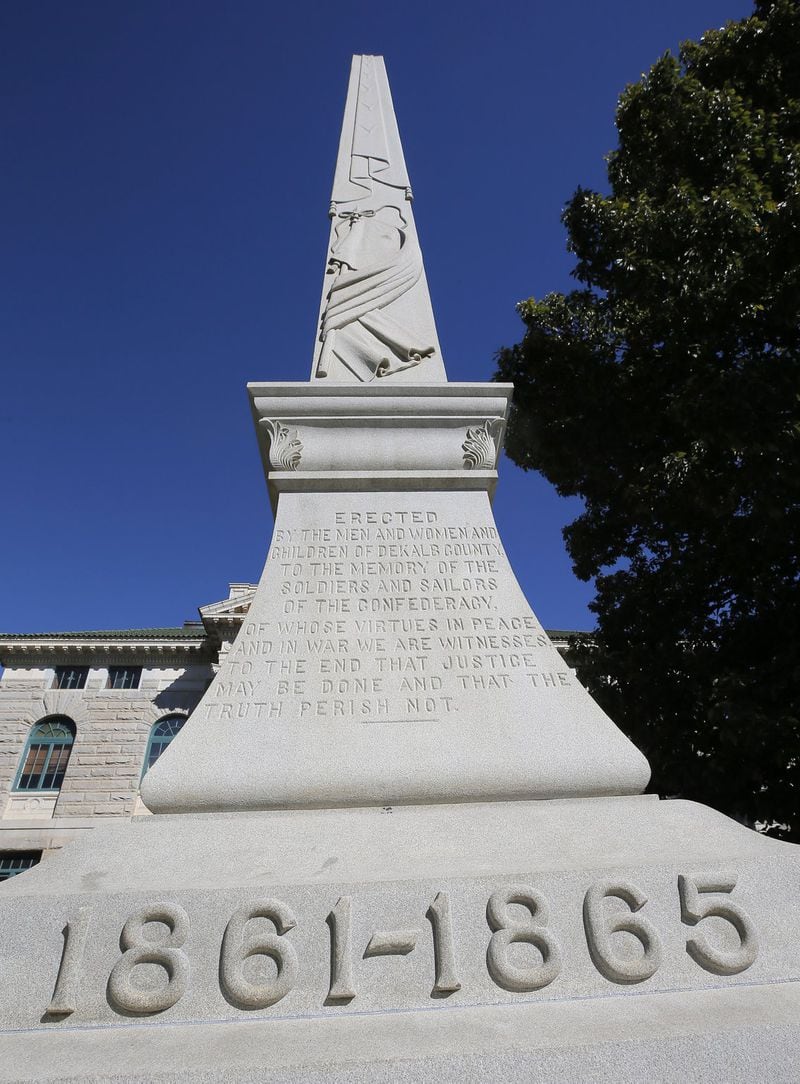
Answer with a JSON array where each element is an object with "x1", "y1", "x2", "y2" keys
[{"x1": 1, "y1": 56, "x2": 798, "y2": 1082}]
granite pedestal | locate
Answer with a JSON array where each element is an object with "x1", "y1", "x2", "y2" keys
[{"x1": 1, "y1": 797, "x2": 798, "y2": 1081}]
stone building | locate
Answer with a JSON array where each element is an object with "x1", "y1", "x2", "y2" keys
[
  {"x1": 0, "y1": 582, "x2": 574, "y2": 880},
  {"x1": 0, "y1": 584, "x2": 257, "y2": 877}
]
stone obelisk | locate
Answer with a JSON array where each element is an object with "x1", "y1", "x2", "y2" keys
[
  {"x1": 1, "y1": 56, "x2": 798, "y2": 1084},
  {"x1": 139, "y1": 54, "x2": 649, "y2": 814},
  {"x1": 312, "y1": 55, "x2": 446, "y2": 384}
]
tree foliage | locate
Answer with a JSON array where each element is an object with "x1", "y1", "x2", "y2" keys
[{"x1": 495, "y1": 0, "x2": 800, "y2": 840}]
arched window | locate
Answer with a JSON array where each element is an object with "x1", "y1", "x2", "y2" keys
[
  {"x1": 15, "y1": 718, "x2": 75, "y2": 791},
  {"x1": 142, "y1": 715, "x2": 186, "y2": 775}
]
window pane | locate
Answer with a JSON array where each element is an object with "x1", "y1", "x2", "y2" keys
[
  {"x1": 0, "y1": 852, "x2": 42, "y2": 881},
  {"x1": 143, "y1": 716, "x2": 186, "y2": 775},
  {"x1": 22, "y1": 744, "x2": 48, "y2": 776},
  {"x1": 54, "y1": 667, "x2": 88, "y2": 690},
  {"x1": 19, "y1": 745, "x2": 48, "y2": 790},
  {"x1": 37, "y1": 721, "x2": 72, "y2": 740},
  {"x1": 16, "y1": 719, "x2": 75, "y2": 791},
  {"x1": 109, "y1": 667, "x2": 141, "y2": 690},
  {"x1": 42, "y1": 745, "x2": 70, "y2": 789}
]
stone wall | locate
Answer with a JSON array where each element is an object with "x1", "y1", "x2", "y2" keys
[{"x1": 0, "y1": 661, "x2": 213, "y2": 824}]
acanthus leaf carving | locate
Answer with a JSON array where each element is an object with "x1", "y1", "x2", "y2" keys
[
  {"x1": 462, "y1": 420, "x2": 502, "y2": 470},
  {"x1": 261, "y1": 420, "x2": 303, "y2": 472}
]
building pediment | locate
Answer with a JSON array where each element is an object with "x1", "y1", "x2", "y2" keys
[{"x1": 198, "y1": 584, "x2": 257, "y2": 631}]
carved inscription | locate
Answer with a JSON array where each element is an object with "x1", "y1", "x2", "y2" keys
[
  {"x1": 107, "y1": 903, "x2": 190, "y2": 1015},
  {"x1": 46, "y1": 907, "x2": 91, "y2": 1016},
  {"x1": 220, "y1": 901, "x2": 299, "y2": 1009},
  {"x1": 427, "y1": 892, "x2": 461, "y2": 995},
  {"x1": 582, "y1": 882, "x2": 662, "y2": 984},
  {"x1": 677, "y1": 873, "x2": 759, "y2": 975},
  {"x1": 327, "y1": 896, "x2": 356, "y2": 1000},
  {"x1": 364, "y1": 929, "x2": 419, "y2": 956},
  {"x1": 486, "y1": 885, "x2": 562, "y2": 992},
  {"x1": 213, "y1": 507, "x2": 575, "y2": 726},
  {"x1": 28, "y1": 873, "x2": 759, "y2": 1022}
]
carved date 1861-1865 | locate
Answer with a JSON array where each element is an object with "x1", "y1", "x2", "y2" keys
[{"x1": 40, "y1": 872, "x2": 758, "y2": 1020}]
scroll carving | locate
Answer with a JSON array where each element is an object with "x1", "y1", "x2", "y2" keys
[
  {"x1": 463, "y1": 420, "x2": 502, "y2": 470},
  {"x1": 261, "y1": 420, "x2": 302, "y2": 472}
]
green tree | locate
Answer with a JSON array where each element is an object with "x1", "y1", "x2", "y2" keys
[{"x1": 495, "y1": 0, "x2": 800, "y2": 841}]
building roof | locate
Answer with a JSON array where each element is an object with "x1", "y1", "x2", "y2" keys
[
  {"x1": 0, "y1": 622, "x2": 212, "y2": 664},
  {"x1": 0, "y1": 625, "x2": 205, "y2": 641}
]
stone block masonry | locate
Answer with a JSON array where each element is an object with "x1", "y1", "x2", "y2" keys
[{"x1": 0, "y1": 661, "x2": 212, "y2": 838}]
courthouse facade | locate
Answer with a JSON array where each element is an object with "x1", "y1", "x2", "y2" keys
[{"x1": 0, "y1": 585, "x2": 256, "y2": 876}]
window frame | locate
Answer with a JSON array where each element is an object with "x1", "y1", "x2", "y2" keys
[
  {"x1": 52, "y1": 665, "x2": 89, "y2": 690},
  {"x1": 107, "y1": 666, "x2": 142, "y2": 690},
  {"x1": 13, "y1": 717, "x2": 76, "y2": 792},
  {"x1": 141, "y1": 714, "x2": 187, "y2": 778}
]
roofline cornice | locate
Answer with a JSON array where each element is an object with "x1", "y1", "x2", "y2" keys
[{"x1": 0, "y1": 637, "x2": 213, "y2": 665}]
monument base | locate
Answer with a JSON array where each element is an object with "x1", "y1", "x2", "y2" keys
[
  {"x1": 1, "y1": 796, "x2": 798, "y2": 1081},
  {"x1": 3, "y1": 982, "x2": 798, "y2": 1083}
]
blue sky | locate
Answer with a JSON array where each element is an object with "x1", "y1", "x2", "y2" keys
[{"x1": 1, "y1": 0, "x2": 753, "y2": 634}]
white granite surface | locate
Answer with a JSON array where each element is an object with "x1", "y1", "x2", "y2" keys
[{"x1": 0, "y1": 797, "x2": 798, "y2": 1080}]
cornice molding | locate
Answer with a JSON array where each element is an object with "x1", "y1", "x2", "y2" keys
[{"x1": 0, "y1": 638, "x2": 213, "y2": 666}]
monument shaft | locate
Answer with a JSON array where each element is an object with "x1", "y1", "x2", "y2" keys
[
  {"x1": 312, "y1": 56, "x2": 445, "y2": 384},
  {"x1": 140, "y1": 60, "x2": 649, "y2": 814}
]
